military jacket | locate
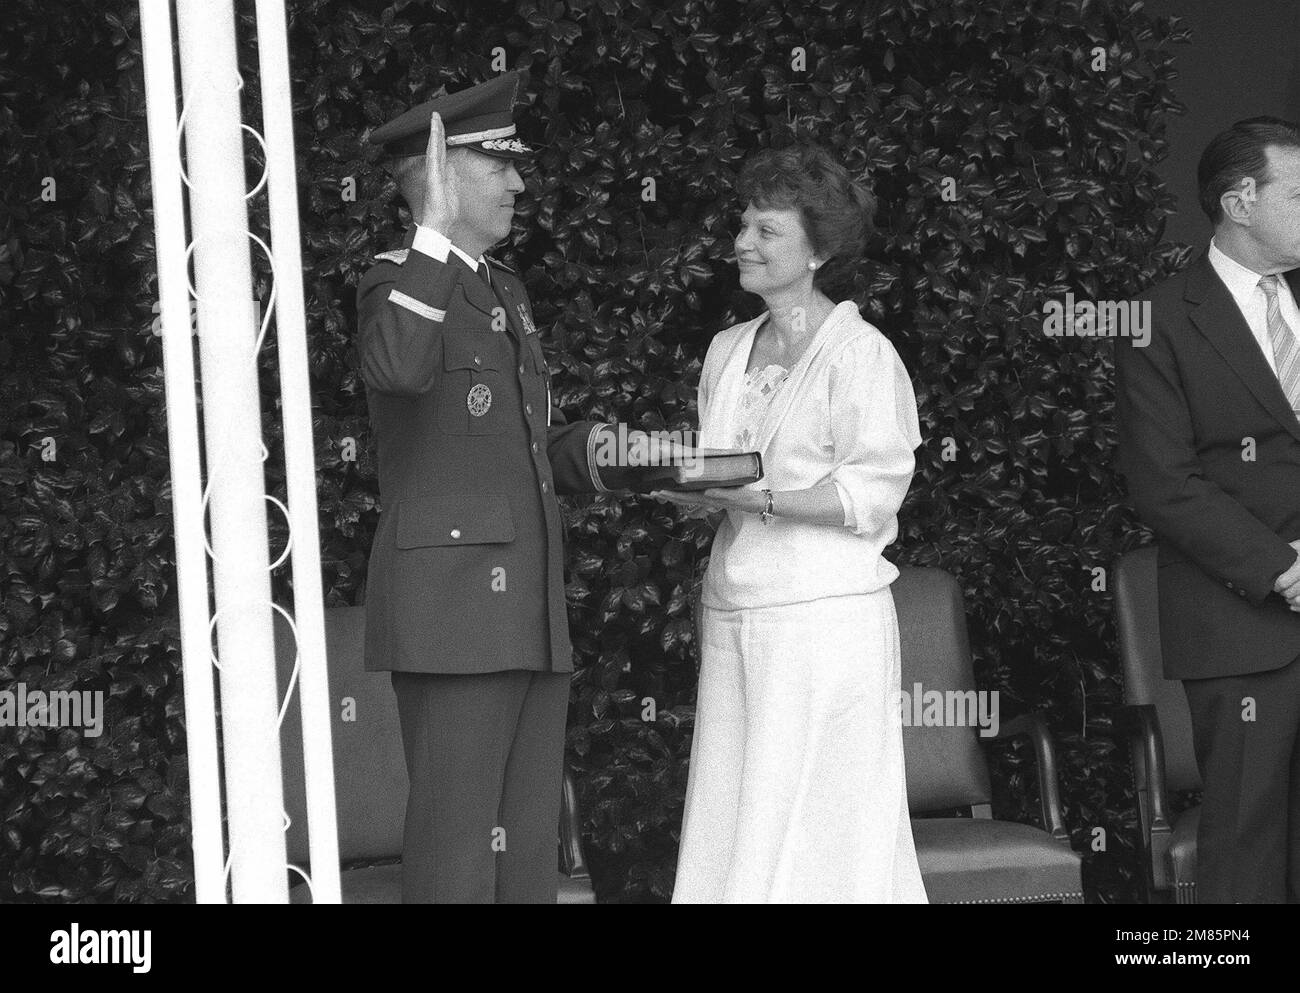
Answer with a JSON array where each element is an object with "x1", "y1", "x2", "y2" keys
[{"x1": 356, "y1": 226, "x2": 618, "y2": 674}]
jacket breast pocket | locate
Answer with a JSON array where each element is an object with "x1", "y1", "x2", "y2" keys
[
  {"x1": 396, "y1": 493, "x2": 516, "y2": 548},
  {"x1": 438, "y1": 331, "x2": 508, "y2": 435}
]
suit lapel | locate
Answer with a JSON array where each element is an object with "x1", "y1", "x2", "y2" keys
[
  {"x1": 454, "y1": 256, "x2": 522, "y2": 342},
  {"x1": 1184, "y1": 251, "x2": 1300, "y2": 445},
  {"x1": 485, "y1": 264, "x2": 532, "y2": 339}
]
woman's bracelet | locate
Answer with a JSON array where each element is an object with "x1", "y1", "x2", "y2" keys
[{"x1": 759, "y1": 488, "x2": 775, "y2": 525}]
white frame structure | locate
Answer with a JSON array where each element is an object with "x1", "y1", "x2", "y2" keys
[{"x1": 138, "y1": 0, "x2": 341, "y2": 904}]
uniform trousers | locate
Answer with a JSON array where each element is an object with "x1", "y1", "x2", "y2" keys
[
  {"x1": 390, "y1": 669, "x2": 570, "y2": 903},
  {"x1": 1183, "y1": 648, "x2": 1300, "y2": 903}
]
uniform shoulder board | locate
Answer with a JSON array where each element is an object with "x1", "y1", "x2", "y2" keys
[
  {"x1": 374, "y1": 249, "x2": 409, "y2": 265},
  {"x1": 486, "y1": 255, "x2": 515, "y2": 275}
]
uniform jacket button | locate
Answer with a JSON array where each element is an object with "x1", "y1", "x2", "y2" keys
[
  {"x1": 473, "y1": 355, "x2": 482, "y2": 365},
  {"x1": 541, "y1": 481, "x2": 548, "y2": 493},
  {"x1": 531, "y1": 441, "x2": 539, "y2": 454},
  {"x1": 518, "y1": 363, "x2": 525, "y2": 375},
  {"x1": 525, "y1": 403, "x2": 533, "y2": 415},
  {"x1": 450, "y1": 528, "x2": 461, "y2": 539}
]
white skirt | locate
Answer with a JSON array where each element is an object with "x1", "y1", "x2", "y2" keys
[{"x1": 672, "y1": 590, "x2": 928, "y2": 903}]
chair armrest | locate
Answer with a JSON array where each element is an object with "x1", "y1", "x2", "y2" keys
[
  {"x1": 1112, "y1": 704, "x2": 1171, "y2": 828},
  {"x1": 1112, "y1": 703, "x2": 1174, "y2": 893},
  {"x1": 987, "y1": 712, "x2": 1070, "y2": 845},
  {"x1": 559, "y1": 767, "x2": 590, "y2": 880}
]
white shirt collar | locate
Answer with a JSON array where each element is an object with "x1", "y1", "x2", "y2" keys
[
  {"x1": 1208, "y1": 237, "x2": 1272, "y2": 307},
  {"x1": 448, "y1": 241, "x2": 487, "y2": 274}
]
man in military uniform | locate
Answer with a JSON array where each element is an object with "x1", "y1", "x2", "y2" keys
[{"x1": 356, "y1": 70, "x2": 642, "y2": 902}]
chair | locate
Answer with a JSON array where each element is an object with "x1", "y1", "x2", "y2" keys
[
  {"x1": 894, "y1": 566, "x2": 1084, "y2": 903},
  {"x1": 272, "y1": 605, "x2": 594, "y2": 903},
  {"x1": 1112, "y1": 546, "x2": 1201, "y2": 903}
]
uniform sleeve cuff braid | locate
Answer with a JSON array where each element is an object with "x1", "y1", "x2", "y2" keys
[
  {"x1": 587, "y1": 424, "x2": 612, "y2": 493},
  {"x1": 387, "y1": 289, "x2": 446, "y2": 322}
]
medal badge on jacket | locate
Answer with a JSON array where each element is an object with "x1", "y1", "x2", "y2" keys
[
  {"x1": 467, "y1": 383, "x2": 492, "y2": 416},
  {"x1": 517, "y1": 303, "x2": 537, "y2": 335}
]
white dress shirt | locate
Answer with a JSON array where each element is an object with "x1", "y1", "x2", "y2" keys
[
  {"x1": 1208, "y1": 238, "x2": 1300, "y2": 377},
  {"x1": 412, "y1": 224, "x2": 490, "y2": 282}
]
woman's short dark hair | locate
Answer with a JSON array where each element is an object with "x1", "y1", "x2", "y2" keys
[
  {"x1": 1197, "y1": 116, "x2": 1300, "y2": 223},
  {"x1": 736, "y1": 143, "x2": 876, "y2": 292}
]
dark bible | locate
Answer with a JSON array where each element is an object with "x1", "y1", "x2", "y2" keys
[{"x1": 624, "y1": 451, "x2": 764, "y2": 493}]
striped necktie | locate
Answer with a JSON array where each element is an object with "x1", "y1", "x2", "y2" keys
[{"x1": 1259, "y1": 274, "x2": 1300, "y2": 420}]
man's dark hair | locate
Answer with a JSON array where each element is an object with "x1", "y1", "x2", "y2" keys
[{"x1": 1197, "y1": 116, "x2": 1300, "y2": 223}]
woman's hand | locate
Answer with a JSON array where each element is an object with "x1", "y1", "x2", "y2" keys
[
  {"x1": 650, "y1": 487, "x2": 766, "y2": 515},
  {"x1": 648, "y1": 489, "x2": 710, "y2": 518}
]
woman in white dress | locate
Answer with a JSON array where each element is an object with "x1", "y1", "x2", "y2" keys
[{"x1": 653, "y1": 143, "x2": 928, "y2": 903}]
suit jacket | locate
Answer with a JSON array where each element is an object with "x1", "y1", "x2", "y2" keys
[
  {"x1": 1115, "y1": 250, "x2": 1300, "y2": 679},
  {"x1": 356, "y1": 226, "x2": 624, "y2": 674}
]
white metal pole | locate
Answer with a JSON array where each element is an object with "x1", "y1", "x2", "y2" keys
[
  {"x1": 137, "y1": 0, "x2": 225, "y2": 905},
  {"x1": 254, "y1": 0, "x2": 342, "y2": 903},
  {"x1": 175, "y1": 0, "x2": 289, "y2": 903}
]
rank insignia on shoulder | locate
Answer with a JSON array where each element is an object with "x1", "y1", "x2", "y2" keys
[
  {"x1": 517, "y1": 303, "x2": 538, "y2": 335},
  {"x1": 467, "y1": 383, "x2": 492, "y2": 416},
  {"x1": 375, "y1": 249, "x2": 410, "y2": 265}
]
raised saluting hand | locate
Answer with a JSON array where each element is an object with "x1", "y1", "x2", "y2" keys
[{"x1": 418, "y1": 111, "x2": 461, "y2": 233}]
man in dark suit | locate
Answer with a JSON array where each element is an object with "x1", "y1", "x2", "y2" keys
[
  {"x1": 355, "y1": 71, "x2": 645, "y2": 902},
  {"x1": 1116, "y1": 117, "x2": 1300, "y2": 902}
]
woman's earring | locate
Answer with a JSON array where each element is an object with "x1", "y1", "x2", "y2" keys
[{"x1": 807, "y1": 261, "x2": 817, "y2": 271}]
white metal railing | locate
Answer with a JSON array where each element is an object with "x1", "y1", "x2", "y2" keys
[{"x1": 138, "y1": 0, "x2": 340, "y2": 904}]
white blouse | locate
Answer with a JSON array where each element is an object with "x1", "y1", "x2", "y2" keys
[
  {"x1": 733, "y1": 363, "x2": 791, "y2": 450},
  {"x1": 697, "y1": 300, "x2": 922, "y2": 610}
]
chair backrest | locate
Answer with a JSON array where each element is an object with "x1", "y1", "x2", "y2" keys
[
  {"x1": 273, "y1": 605, "x2": 408, "y2": 867},
  {"x1": 1113, "y1": 546, "x2": 1201, "y2": 791},
  {"x1": 893, "y1": 566, "x2": 994, "y2": 811}
]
